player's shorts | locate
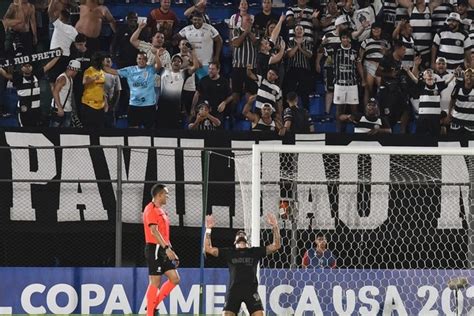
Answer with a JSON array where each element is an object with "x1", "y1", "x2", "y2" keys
[
  {"x1": 223, "y1": 286, "x2": 264, "y2": 314},
  {"x1": 333, "y1": 84, "x2": 359, "y2": 105},
  {"x1": 144, "y1": 243, "x2": 176, "y2": 276}
]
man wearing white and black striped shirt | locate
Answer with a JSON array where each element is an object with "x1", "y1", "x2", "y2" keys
[
  {"x1": 247, "y1": 65, "x2": 283, "y2": 124},
  {"x1": 231, "y1": 14, "x2": 258, "y2": 106},
  {"x1": 332, "y1": 29, "x2": 364, "y2": 132},
  {"x1": 286, "y1": 0, "x2": 320, "y2": 43},
  {"x1": 285, "y1": 24, "x2": 313, "y2": 109},
  {"x1": 432, "y1": 12, "x2": 472, "y2": 72},
  {"x1": 449, "y1": 68, "x2": 474, "y2": 135},
  {"x1": 405, "y1": 66, "x2": 456, "y2": 135},
  {"x1": 392, "y1": 19, "x2": 416, "y2": 68}
]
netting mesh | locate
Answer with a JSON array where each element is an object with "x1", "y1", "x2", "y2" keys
[{"x1": 235, "y1": 149, "x2": 474, "y2": 314}]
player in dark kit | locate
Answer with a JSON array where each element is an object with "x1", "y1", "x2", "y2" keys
[
  {"x1": 204, "y1": 213, "x2": 281, "y2": 316},
  {"x1": 143, "y1": 184, "x2": 180, "y2": 316}
]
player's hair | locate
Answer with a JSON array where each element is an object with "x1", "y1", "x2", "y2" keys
[
  {"x1": 235, "y1": 230, "x2": 247, "y2": 237},
  {"x1": 137, "y1": 51, "x2": 148, "y2": 59},
  {"x1": 339, "y1": 29, "x2": 351, "y2": 39},
  {"x1": 315, "y1": 232, "x2": 326, "y2": 239},
  {"x1": 286, "y1": 91, "x2": 298, "y2": 103},
  {"x1": 60, "y1": 10, "x2": 70, "y2": 20},
  {"x1": 209, "y1": 61, "x2": 220, "y2": 69},
  {"x1": 151, "y1": 184, "x2": 167, "y2": 198}
]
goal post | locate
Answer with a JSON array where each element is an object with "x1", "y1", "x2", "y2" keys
[{"x1": 238, "y1": 144, "x2": 474, "y2": 314}]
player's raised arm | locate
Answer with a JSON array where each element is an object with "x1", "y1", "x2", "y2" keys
[
  {"x1": 265, "y1": 213, "x2": 281, "y2": 255},
  {"x1": 204, "y1": 215, "x2": 219, "y2": 257}
]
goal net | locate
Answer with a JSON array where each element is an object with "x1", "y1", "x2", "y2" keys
[{"x1": 234, "y1": 144, "x2": 474, "y2": 315}]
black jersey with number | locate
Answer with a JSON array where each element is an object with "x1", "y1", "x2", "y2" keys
[{"x1": 219, "y1": 246, "x2": 266, "y2": 290}]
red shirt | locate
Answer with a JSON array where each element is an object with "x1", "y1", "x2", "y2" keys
[
  {"x1": 146, "y1": 8, "x2": 178, "y2": 40},
  {"x1": 143, "y1": 202, "x2": 170, "y2": 244}
]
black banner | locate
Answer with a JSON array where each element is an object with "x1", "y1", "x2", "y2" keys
[
  {"x1": 0, "y1": 48, "x2": 62, "y2": 67},
  {"x1": 0, "y1": 128, "x2": 472, "y2": 268}
]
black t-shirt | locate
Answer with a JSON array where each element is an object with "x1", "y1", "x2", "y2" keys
[
  {"x1": 197, "y1": 75, "x2": 231, "y2": 114},
  {"x1": 253, "y1": 12, "x2": 279, "y2": 37},
  {"x1": 283, "y1": 105, "x2": 312, "y2": 133},
  {"x1": 0, "y1": 21, "x2": 5, "y2": 59},
  {"x1": 113, "y1": 25, "x2": 140, "y2": 68},
  {"x1": 256, "y1": 52, "x2": 270, "y2": 76},
  {"x1": 378, "y1": 53, "x2": 403, "y2": 86},
  {"x1": 219, "y1": 246, "x2": 266, "y2": 290}
]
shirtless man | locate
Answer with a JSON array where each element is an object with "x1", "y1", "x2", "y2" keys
[
  {"x1": 48, "y1": 0, "x2": 74, "y2": 22},
  {"x1": 3, "y1": 0, "x2": 37, "y2": 54},
  {"x1": 75, "y1": 0, "x2": 116, "y2": 54}
]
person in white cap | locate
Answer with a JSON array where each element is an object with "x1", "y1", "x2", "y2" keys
[
  {"x1": 50, "y1": 59, "x2": 81, "y2": 128},
  {"x1": 432, "y1": 12, "x2": 472, "y2": 71}
]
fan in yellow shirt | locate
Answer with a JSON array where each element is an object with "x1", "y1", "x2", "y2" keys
[{"x1": 81, "y1": 52, "x2": 108, "y2": 127}]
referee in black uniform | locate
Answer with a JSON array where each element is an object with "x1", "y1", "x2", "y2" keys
[{"x1": 204, "y1": 213, "x2": 281, "y2": 316}]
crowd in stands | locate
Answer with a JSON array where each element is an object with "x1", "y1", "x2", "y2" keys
[{"x1": 0, "y1": 0, "x2": 474, "y2": 136}]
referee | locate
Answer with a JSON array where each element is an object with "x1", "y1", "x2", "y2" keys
[
  {"x1": 143, "y1": 184, "x2": 180, "y2": 316},
  {"x1": 204, "y1": 213, "x2": 281, "y2": 316}
]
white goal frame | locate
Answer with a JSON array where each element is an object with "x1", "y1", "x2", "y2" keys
[{"x1": 250, "y1": 144, "x2": 474, "y2": 256}]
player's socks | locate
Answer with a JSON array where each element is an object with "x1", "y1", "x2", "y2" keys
[
  {"x1": 146, "y1": 284, "x2": 159, "y2": 316},
  {"x1": 155, "y1": 280, "x2": 176, "y2": 305}
]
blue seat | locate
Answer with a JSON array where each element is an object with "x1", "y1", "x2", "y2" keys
[
  {"x1": 234, "y1": 119, "x2": 251, "y2": 131},
  {"x1": 4, "y1": 88, "x2": 18, "y2": 114},
  {"x1": 0, "y1": 115, "x2": 19, "y2": 127},
  {"x1": 314, "y1": 121, "x2": 336, "y2": 133},
  {"x1": 309, "y1": 95, "x2": 325, "y2": 116}
]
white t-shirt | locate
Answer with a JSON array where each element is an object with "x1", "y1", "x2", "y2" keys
[
  {"x1": 50, "y1": 19, "x2": 78, "y2": 56},
  {"x1": 227, "y1": 13, "x2": 254, "y2": 30},
  {"x1": 353, "y1": 6, "x2": 377, "y2": 42},
  {"x1": 138, "y1": 41, "x2": 171, "y2": 88},
  {"x1": 179, "y1": 23, "x2": 219, "y2": 66}
]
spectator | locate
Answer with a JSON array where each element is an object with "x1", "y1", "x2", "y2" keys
[
  {"x1": 194, "y1": 62, "x2": 233, "y2": 121},
  {"x1": 0, "y1": 55, "x2": 60, "y2": 127},
  {"x1": 399, "y1": 0, "x2": 437, "y2": 69},
  {"x1": 376, "y1": 39, "x2": 412, "y2": 133},
  {"x1": 448, "y1": 68, "x2": 474, "y2": 136},
  {"x1": 188, "y1": 102, "x2": 221, "y2": 130},
  {"x1": 254, "y1": 0, "x2": 279, "y2": 38},
  {"x1": 352, "y1": 0, "x2": 380, "y2": 43},
  {"x1": 242, "y1": 95, "x2": 279, "y2": 132},
  {"x1": 284, "y1": 24, "x2": 313, "y2": 110},
  {"x1": 103, "y1": 55, "x2": 122, "y2": 127},
  {"x1": 3, "y1": 0, "x2": 37, "y2": 55},
  {"x1": 48, "y1": 9, "x2": 78, "y2": 90},
  {"x1": 50, "y1": 59, "x2": 81, "y2": 128},
  {"x1": 332, "y1": 29, "x2": 364, "y2": 132},
  {"x1": 392, "y1": 18, "x2": 416, "y2": 68},
  {"x1": 33, "y1": 0, "x2": 49, "y2": 49},
  {"x1": 104, "y1": 51, "x2": 160, "y2": 129},
  {"x1": 360, "y1": 21, "x2": 390, "y2": 106},
  {"x1": 316, "y1": 15, "x2": 350, "y2": 121},
  {"x1": 432, "y1": 0, "x2": 455, "y2": 34},
  {"x1": 177, "y1": 39, "x2": 201, "y2": 121},
  {"x1": 432, "y1": 12, "x2": 472, "y2": 72},
  {"x1": 405, "y1": 66, "x2": 456, "y2": 135},
  {"x1": 176, "y1": 12, "x2": 223, "y2": 79},
  {"x1": 184, "y1": 0, "x2": 211, "y2": 25},
  {"x1": 81, "y1": 52, "x2": 107, "y2": 128},
  {"x1": 302, "y1": 233, "x2": 337, "y2": 269},
  {"x1": 156, "y1": 53, "x2": 199, "y2": 129},
  {"x1": 0, "y1": 20, "x2": 9, "y2": 116},
  {"x1": 70, "y1": 33, "x2": 91, "y2": 122},
  {"x1": 283, "y1": 91, "x2": 314, "y2": 133},
  {"x1": 256, "y1": 15, "x2": 286, "y2": 77},
  {"x1": 247, "y1": 65, "x2": 283, "y2": 126},
  {"x1": 435, "y1": 57, "x2": 458, "y2": 128},
  {"x1": 130, "y1": 21, "x2": 171, "y2": 104},
  {"x1": 320, "y1": 0, "x2": 339, "y2": 36},
  {"x1": 146, "y1": 0, "x2": 178, "y2": 47},
  {"x1": 48, "y1": 0, "x2": 72, "y2": 23},
  {"x1": 75, "y1": 0, "x2": 116, "y2": 54},
  {"x1": 286, "y1": 0, "x2": 320, "y2": 44},
  {"x1": 231, "y1": 14, "x2": 258, "y2": 107},
  {"x1": 111, "y1": 12, "x2": 140, "y2": 68},
  {"x1": 340, "y1": 97, "x2": 391, "y2": 133},
  {"x1": 381, "y1": 0, "x2": 397, "y2": 36},
  {"x1": 228, "y1": 0, "x2": 254, "y2": 34}
]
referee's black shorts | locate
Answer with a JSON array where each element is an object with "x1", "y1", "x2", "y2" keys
[
  {"x1": 144, "y1": 243, "x2": 176, "y2": 276},
  {"x1": 224, "y1": 286, "x2": 263, "y2": 314}
]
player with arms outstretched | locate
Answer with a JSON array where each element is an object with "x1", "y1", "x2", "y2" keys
[
  {"x1": 204, "y1": 213, "x2": 281, "y2": 316},
  {"x1": 143, "y1": 184, "x2": 180, "y2": 316}
]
